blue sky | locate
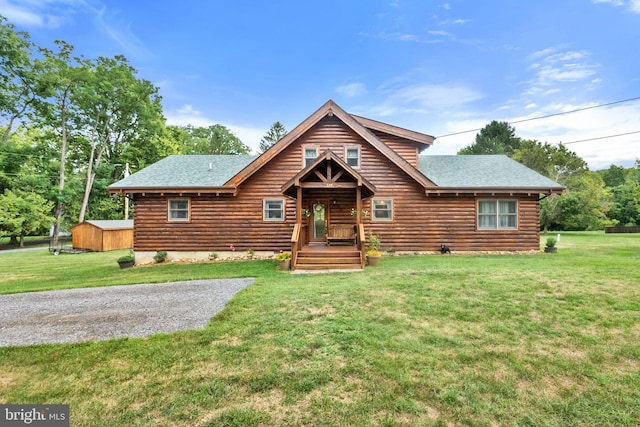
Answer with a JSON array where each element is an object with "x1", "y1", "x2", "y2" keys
[{"x1": 3, "y1": 0, "x2": 639, "y2": 170}]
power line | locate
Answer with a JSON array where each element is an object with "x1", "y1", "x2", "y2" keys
[
  {"x1": 563, "y1": 130, "x2": 640, "y2": 145},
  {"x1": 436, "y1": 96, "x2": 640, "y2": 139}
]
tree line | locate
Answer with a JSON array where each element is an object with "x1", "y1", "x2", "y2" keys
[
  {"x1": 458, "y1": 120, "x2": 640, "y2": 231},
  {"x1": 0, "y1": 16, "x2": 286, "y2": 245}
]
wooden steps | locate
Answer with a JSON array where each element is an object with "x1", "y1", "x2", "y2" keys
[{"x1": 294, "y1": 247, "x2": 363, "y2": 271}]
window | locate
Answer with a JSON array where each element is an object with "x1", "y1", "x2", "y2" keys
[
  {"x1": 303, "y1": 146, "x2": 318, "y2": 167},
  {"x1": 372, "y1": 199, "x2": 393, "y2": 221},
  {"x1": 478, "y1": 200, "x2": 517, "y2": 229},
  {"x1": 168, "y1": 199, "x2": 190, "y2": 221},
  {"x1": 345, "y1": 146, "x2": 360, "y2": 168},
  {"x1": 264, "y1": 199, "x2": 285, "y2": 221}
]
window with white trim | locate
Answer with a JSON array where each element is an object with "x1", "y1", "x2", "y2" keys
[
  {"x1": 263, "y1": 199, "x2": 285, "y2": 221},
  {"x1": 478, "y1": 200, "x2": 518, "y2": 229},
  {"x1": 345, "y1": 146, "x2": 360, "y2": 168},
  {"x1": 372, "y1": 199, "x2": 393, "y2": 221},
  {"x1": 303, "y1": 146, "x2": 318, "y2": 167},
  {"x1": 168, "y1": 199, "x2": 190, "y2": 221}
]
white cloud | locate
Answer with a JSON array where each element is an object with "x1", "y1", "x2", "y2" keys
[
  {"x1": 0, "y1": 0, "x2": 64, "y2": 28},
  {"x1": 0, "y1": 0, "x2": 93, "y2": 28},
  {"x1": 336, "y1": 83, "x2": 367, "y2": 98},
  {"x1": 390, "y1": 83, "x2": 484, "y2": 110},
  {"x1": 94, "y1": 6, "x2": 152, "y2": 59},
  {"x1": 593, "y1": 0, "x2": 640, "y2": 13},
  {"x1": 592, "y1": 0, "x2": 624, "y2": 7},
  {"x1": 526, "y1": 48, "x2": 600, "y2": 95}
]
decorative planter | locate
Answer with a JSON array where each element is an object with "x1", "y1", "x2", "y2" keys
[
  {"x1": 118, "y1": 261, "x2": 135, "y2": 269},
  {"x1": 277, "y1": 259, "x2": 291, "y2": 270},
  {"x1": 544, "y1": 247, "x2": 557, "y2": 253},
  {"x1": 367, "y1": 255, "x2": 381, "y2": 266}
]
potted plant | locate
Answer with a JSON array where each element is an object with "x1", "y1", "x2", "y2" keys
[
  {"x1": 117, "y1": 250, "x2": 135, "y2": 269},
  {"x1": 247, "y1": 248, "x2": 255, "y2": 259},
  {"x1": 366, "y1": 232, "x2": 381, "y2": 266},
  {"x1": 275, "y1": 251, "x2": 291, "y2": 270},
  {"x1": 301, "y1": 209, "x2": 311, "y2": 218},
  {"x1": 544, "y1": 237, "x2": 557, "y2": 253}
]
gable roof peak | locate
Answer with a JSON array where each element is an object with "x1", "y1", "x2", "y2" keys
[{"x1": 226, "y1": 99, "x2": 434, "y2": 188}]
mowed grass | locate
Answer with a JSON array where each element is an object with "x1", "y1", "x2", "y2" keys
[{"x1": 0, "y1": 232, "x2": 639, "y2": 426}]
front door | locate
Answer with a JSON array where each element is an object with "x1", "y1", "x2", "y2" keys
[{"x1": 309, "y1": 201, "x2": 328, "y2": 243}]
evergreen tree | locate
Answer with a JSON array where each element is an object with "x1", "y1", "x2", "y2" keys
[{"x1": 259, "y1": 121, "x2": 288, "y2": 153}]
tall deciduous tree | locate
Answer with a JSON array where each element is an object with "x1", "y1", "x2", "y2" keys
[
  {"x1": 181, "y1": 125, "x2": 250, "y2": 155},
  {"x1": 259, "y1": 121, "x2": 287, "y2": 153},
  {"x1": 0, "y1": 16, "x2": 45, "y2": 143},
  {"x1": 73, "y1": 55, "x2": 164, "y2": 222},
  {"x1": 458, "y1": 121, "x2": 521, "y2": 156},
  {"x1": 37, "y1": 41, "x2": 82, "y2": 244}
]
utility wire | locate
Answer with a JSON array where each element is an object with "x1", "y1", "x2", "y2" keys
[
  {"x1": 563, "y1": 130, "x2": 640, "y2": 145},
  {"x1": 436, "y1": 96, "x2": 640, "y2": 139}
]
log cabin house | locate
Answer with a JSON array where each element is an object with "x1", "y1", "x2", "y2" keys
[{"x1": 109, "y1": 100, "x2": 563, "y2": 270}]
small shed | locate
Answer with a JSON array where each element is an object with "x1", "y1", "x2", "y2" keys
[{"x1": 71, "y1": 220, "x2": 134, "y2": 252}]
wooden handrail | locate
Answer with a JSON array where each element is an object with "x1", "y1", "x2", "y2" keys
[
  {"x1": 357, "y1": 223, "x2": 366, "y2": 268},
  {"x1": 291, "y1": 222, "x2": 301, "y2": 266}
]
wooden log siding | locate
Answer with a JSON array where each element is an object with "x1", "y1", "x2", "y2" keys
[
  {"x1": 368, "y1": 130, "x2": 422, "y2": 167},
  {"x1": 131, "y1": 114, "x2": 542, "y2": 253}
]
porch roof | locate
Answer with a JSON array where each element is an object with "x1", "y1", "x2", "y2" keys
[{"x1": 281, "y1": 149, "x2": 376, "y2": 199}]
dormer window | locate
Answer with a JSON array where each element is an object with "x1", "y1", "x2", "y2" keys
[
  {"x1": 303, "y1": 146, "x2": 318, "y2": 167},
  {"x1": 345, "y1": 146, "x2": 360, "y2": 168}
]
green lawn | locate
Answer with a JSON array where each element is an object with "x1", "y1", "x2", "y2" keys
[{"x1": 1, "y1": 232, "x2": 639, "y2": 426}]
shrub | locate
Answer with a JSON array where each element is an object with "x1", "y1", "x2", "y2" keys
[{"x1": 153, "y1": 251, "x2": 168, "y2": 263}]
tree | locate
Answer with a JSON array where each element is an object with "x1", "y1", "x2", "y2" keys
[
  {"x1": 599, "y1": 164, "x2": 627, "y2": 188},
  {"x1": 512, "y1": 140, "x2": 587, "y2": 184},
  {"x1": 0, "y1": 16, "x2": 45, "y2": 143},
  {"x1": 259, "y1": 121, "x2": 287, "y2": 153},
  {"x1": 554, "y1": 172, "x2": 614, "y2": 230},
  {"x1": 458, "y1": 121, "x2": 521, "y2": 156},
  {"x1": 72, "y1": 55, "x2": 164, "y2": 222},
  {"x1": 0, "y1": 189, "x2": 54, "y2": 246},
  {"x1": 608, "y1": 183, "x2": 639, "y2": 226},
  {"x1": 181, "y1": 125, "x2": 250, "y2": 155},
  {"x1": 36, "y1": 41, "x2": 82, "y2": 244}
]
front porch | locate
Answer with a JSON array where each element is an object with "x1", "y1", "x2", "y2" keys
[{"x1": 282, "y1": 150, "x2": 375, "y2": 271}]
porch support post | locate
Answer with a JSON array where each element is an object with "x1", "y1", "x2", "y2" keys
[
  {"x1": 296, "y1": 186, "x2": 302, "y2": 224},
  {"x1": 356, "y1": 186, "x2": 362, "y2": 224}
]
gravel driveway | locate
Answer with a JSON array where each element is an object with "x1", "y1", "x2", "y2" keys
[{"x1": 0, "y1": 278, "x2": 254, "y2": 347}]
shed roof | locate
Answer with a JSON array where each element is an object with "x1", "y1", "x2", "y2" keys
[
  {"x1": 418, "y1": 155, "x2": 564, "y2": 191},
  {"x1": 74, "y1": 220, "x2": 134, "y2": 230},
  {"x1": 109, "y1": 155, "x2": 257, "y2": 192}
]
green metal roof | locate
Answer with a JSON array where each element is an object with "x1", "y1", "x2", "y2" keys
[
  {"x1": 418, "y1": 155, "x2": 564, "y2": 189},
  {"x1": 109, "y1": 155, "x2": 258, "y2": 189}
]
